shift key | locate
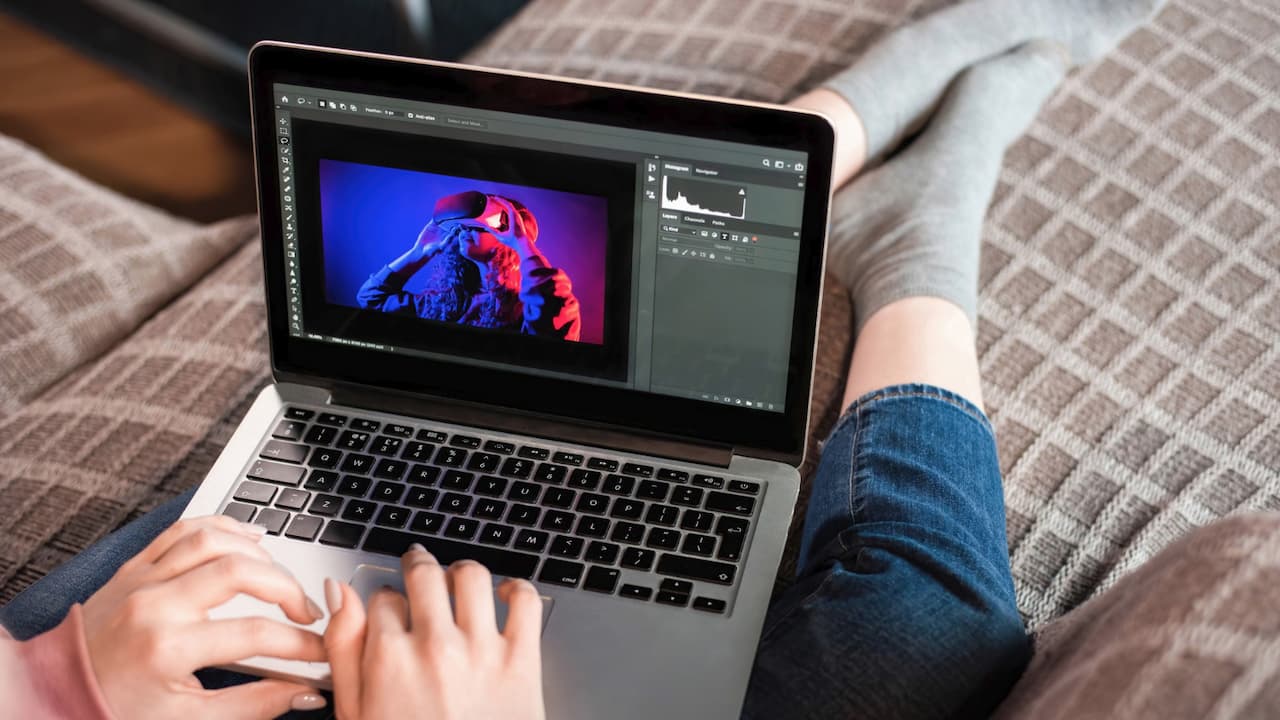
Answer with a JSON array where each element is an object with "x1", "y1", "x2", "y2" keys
[
  {"x1": 657, "y1": 553, "x2": 736, "y2": 586},
  {"x1": 246, "y1": 460, "x2": 305, "y2": 486}
]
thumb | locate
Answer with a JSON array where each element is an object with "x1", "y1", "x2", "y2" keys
[{"x1": 204, "y1": 678, "x2": 328, "y2": 719}]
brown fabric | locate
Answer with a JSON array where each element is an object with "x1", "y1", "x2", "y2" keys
[
  {"x1": 0, "y1": 241, "x2": 269, "y2": 603},
  {"x1": 996, "y1": 512, "x2": 1280, "y2": 719},
  {"x1": 467, "y1": 0, "x2": 1280, "y2": 628},
  {"x1": 0, "y1": 135, "x2": 257, "y2": 415}
]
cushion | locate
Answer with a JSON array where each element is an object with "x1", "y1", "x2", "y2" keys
[{"x1": 0, "y1": 135, "x2": 256, "y2": 416}]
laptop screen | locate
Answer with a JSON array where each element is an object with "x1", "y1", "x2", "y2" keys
[{"x1": 252, "y1": 46, "x2": 832, "y2": 459}]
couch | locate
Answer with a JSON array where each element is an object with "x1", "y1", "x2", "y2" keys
[{"x1": 1, "y1": 0, "x2": 1277, "y2": 715}]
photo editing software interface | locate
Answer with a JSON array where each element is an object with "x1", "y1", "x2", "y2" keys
[{"x1": 272, "y1": 83, "x2": 809, "y2": 413}]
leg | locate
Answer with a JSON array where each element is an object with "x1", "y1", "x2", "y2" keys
[
  {"x1": 792, "y1": 0, "x2": 1164, "y2": 183},
  {"x1": 743, "y1": 44, "x2": 1064, "y2": 719}
]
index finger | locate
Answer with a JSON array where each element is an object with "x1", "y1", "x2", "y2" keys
[{"x1": 163, "y1": 553, "x2": 324, "y2": 625}]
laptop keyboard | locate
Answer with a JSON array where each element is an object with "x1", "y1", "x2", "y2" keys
[{"x1": 220, "y1": 405, "x2": 763, "y2": 615}]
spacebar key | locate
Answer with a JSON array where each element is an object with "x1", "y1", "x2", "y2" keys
[{"x1": 362, "y1": 527, "x2": 540, "y2": 579}]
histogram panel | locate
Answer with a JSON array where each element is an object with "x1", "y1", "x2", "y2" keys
[{"x1": 662, "y1": 176, "x2": 747, "y2": 219}]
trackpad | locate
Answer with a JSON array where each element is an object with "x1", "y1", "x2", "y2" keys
[{"x1": 349, "y1": 564, "x2": 554, "y2": 634}]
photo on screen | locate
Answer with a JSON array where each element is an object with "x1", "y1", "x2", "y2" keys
[{"x1": 320, "y1": 160, "x2": 608, "y2": 345}]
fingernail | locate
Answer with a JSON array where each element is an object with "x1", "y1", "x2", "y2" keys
[
  {"x1": 306, "y1": 596, "x2": 325, "y2": 621},
  {"x1": 291, "y1": 692, "x2": 327, "y2": 711},
  {"x1": 409, "y1": 542, "x2": 427, "y2": 553},
  {"x1": 324, "y1": 578, "x2": 343, "y2": 614},
  {"x1": 237, "y1": 521, "x2": 268, "y2": 537}
]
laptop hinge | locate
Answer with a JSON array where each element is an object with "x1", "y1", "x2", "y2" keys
[{"x1": 326, "y1": 382, "x2": 735, "y2": 468}]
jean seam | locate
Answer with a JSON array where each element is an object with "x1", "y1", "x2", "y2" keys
[{"x1": 833, "y1": 385, "x2": 994, "y2": 439}]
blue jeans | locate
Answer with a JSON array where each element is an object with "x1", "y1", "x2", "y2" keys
[{"x1": 0, "y1": 385, "x2": 1029, "y2": 719}]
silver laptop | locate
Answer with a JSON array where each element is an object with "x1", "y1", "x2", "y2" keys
[{"x1": 182, "y1": 41, "x2": 834, "y2": 720}]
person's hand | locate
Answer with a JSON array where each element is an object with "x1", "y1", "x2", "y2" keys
[
  {"x1": 484, "y1": 197, "x2": 536, "y2": 253},
  {"x1": 81, "y1": 515, "x2": 328, "y2": 719},
  {"x1": 408, "y1": 221, "x2": 450, "y2": 262},
  {"x1": 324, "y1": 545, "x2": 546, "y2": 720}
]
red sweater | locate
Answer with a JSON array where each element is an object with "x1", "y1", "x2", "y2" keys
[{"x1": 1, "y1": 605, "x2": 115, "y2": 719}]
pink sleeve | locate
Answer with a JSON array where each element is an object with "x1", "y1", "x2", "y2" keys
[{"x1": 0, "y1": 605, "x2": 115, "y2": 719}]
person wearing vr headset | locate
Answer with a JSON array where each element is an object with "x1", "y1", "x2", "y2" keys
[{"x1": 357, "y1": 190, "x2": 582, "y2": 341}]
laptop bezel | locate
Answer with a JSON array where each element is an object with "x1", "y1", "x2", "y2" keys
[{"x1": 248, "y1": 41, "x2": 833, "y2": 465}]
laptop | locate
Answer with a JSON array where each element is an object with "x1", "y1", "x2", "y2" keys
[{"x1": 182, "y1": 41, "x2": 834, "y2": 720}]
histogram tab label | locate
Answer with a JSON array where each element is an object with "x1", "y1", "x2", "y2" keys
[{"x1": 662, "y1": 176, "x2": 747, "y2": 219}]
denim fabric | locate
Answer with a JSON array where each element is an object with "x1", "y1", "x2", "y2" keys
[
  {"x1": 742, "y1": 384, "x2": 1030, "y2": 719},
  {"x1": 0, "y1": 384, "x2": 1028, "y2": 719}
]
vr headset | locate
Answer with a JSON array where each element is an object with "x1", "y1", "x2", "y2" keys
[{"x1": 432, "y1": 190, "x2": 512, "y2": 233}]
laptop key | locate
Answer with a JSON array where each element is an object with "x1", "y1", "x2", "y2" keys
[
  {"x1": 518, "y1": 446, "x2": 550, "y2": 461},
  {"x1": 480, "y1": 523, "x2": 514, "y2": 546},
  {"x1": 568, "y1": 469, "x2": 601, "y2": 490},
  {"x1": 621, "y1": 547, "x2": 655, "y2": 570},
  {"x1": 305, "y1": 470, "x2": 338, "y2": 492},
  {"x1": 656, "y1": 591, "x2": 690, "y2": 607},
  {"x1": 507, "y1": 504, "x2": 540, "y2": 526},
  {"x1": 406, "y1": 487, "x2": 439, "y2": 509},
  {"x1": 276, "y1": 488, "x2": 310, "y2": 511},
  {"x1": 444, "y1": 517, "x2": 480, "y2": 541},
  {"x1": 716, "y1": 517, "x2": 750, "y2": 562},
  {"x1": 285, "y1": 514, "x2": 323, "y2": 541},
  {"x1": 362, "y1": 528, "x2": 540, "y2": 579},
  {"x1": 576, "y1": 516, "x2": 610, "y2": 538},
  {"x1": 372, "y1": 481, "x2": 405, "y2": 503},
  {"x1": 317, "y1": 412, "x2": 347, "y2": 427},
  {"x1": 222, "y1": 502, "x2": 256, "y2": 523},
  {"x1": 247, "y1": 460, "x2": 305, "y2": 487},
  {"x1": 484, "y1": 440, "x2": 515, "y2": 455},
  {"x1": 514, "y1": 529, "x2": 549, "y2": 552},
  {"x1": 351, "y1": 418, "x2": 380, "y2": 433},
  {"x1": 473, "y1": 499, "x2": 507, "y2": 520},
  {"x1": 621, "y1": 463, "x2": 653, "y2": 478},
  {"x1": 440, "y1": 493, "x2": 472, "y2": 515},
  {"x1": 660, "y1": 578, "x2": 693, "y2": 594},
  {"x1": 309, "y1": 494, "x2": 343, "y2": 516},
  {"x1": 417, "y1": 429, "x2": 447, "y2": 443},
  {"x1": 576, "y1": 493, "x2": 608, "y2": 515},
  {"x1": 587, "y1": 458, "x2": 618, "y2": 472},
  {"x1": 441, "y1": 470, "x2": 475, "y2": 491},
  {"x1": 619, "y1": 584, "x2": 652, "y2": 601},
  {"x1": 729, "y1": 480, "x2": 761, "y2": 495},
  {"x1": 681, "y1": 534, "x2": 716, "y2": 557},
  {"x1": 706, "y1": 491, "x2": 756, "y2": 517},
  {"x1": 467, "y1": 452, "x2": 500, "y2": 473},
  {"x1": 340, "y1": 454, "x2": 375, "y2": 475},
  {"x1": 383, "y1": 423, "x2": 414, "y2": 438},
  {"x1": 657, "y1": 469, "x2": 689, "y2": 483},
  {"x1": 609, "y1": 498, "x2": 644, "y2": 520},
  {"x1": 410, "y1": 511, "x2": 444, "y2": 534},
  {"x1": 375, "y1": 506, "x2": 409, "y2": 529},
  {"x1": 692, "y1": 597, "x2": 727, "y2": 614},
  {"x1": 657, "y1": 554, "x2": 736, "y2": 586},
  {"x1": 552, "y1": 451, "x2": 583, "y2": 466},
  {"x1": 500, "y1": 458, "x2": 534, "y2": 479},
  {"x1": 437, "y1": 447, "x2": 467, "y2": 467},
  {"x1": 585, "y1": 541, "x2": 619, "y2": 564},
  {"x1": 610, "y1": 521, "x2": 645, "y2": 545},
  {"x1": 401, "y1": 441, "x2": 435, "y2": 462},
  {"x1": 543, "y1": 487, "x2": 576, "y2": 509},
  {"x1": 692, "y1": 475, "x2": 725, "y2": 489},
  {"x1": 602, "y1": 475, "x2": 635, "y2": 496},
  {"x1": 671, "y1": 487, "x2": 704, "y2": 507},
  {"x1": 451, "y1": 435, "x2": 481, "y2": 449},
  {"x1": 538, "y1": 559, "x2": 584, "y2": 587},
  {"x1": 637, "y1": 480, "x2": 670, "y2": 501},
  {"x1": 475, "y1": 475, "x2": 508, "y2": 496},
  {"x1": 342, "y1": 500, "x2": 376, "y2": 522},
  {"x1": 261, "y1": 440, "x2": 308, "y2": 464},
  {"x1": 373, "y1": 459, "x2": 407, "y2": 480},
  {"x1": 304, "y1": 425, "x2": 337, "y2": 445},
  {"x1": 371, "y1": 436, "x2": 403, "y2": 457},
  {"x1": 407, "y1": 464, "x2": 441, "y2": 486},
  {"x1": 645, "y1": 504, "x2": 679, "y2": 526},
  {"x1": 508, "y1": 481, "x2": 541, "y2": 503},
  {"x1": 310, "y1": 448, "x2": 342, "y2": 469},
  {"x1": 337, "y1": 476, "x2": 371, "y2": 497},
  {"x1": 646, "y1": 528, "x2": 681, "y2": 550},
  {"x1": 541, "y1": 510, "x2": 574, "y2": 533},
  {"x1": 272, "y1": 420, "x2": 306, "y2": 441},
  {"x1": 680, "y1": 510, "x2": 714, "y2": 532},
  {"x1": 583, "y1": 566, "x2": 620, "y2": 594},
  {"x1": 550, "y1": 535, "x2": 584, "y2": 558},
  {"x1": 534, "y1": 463, "x2": 567, "y2": 484},
  {"x1": 285, "y1": 407, "x2": 315, "y2": 421},
  {"x1": 234, "y1": 481, "x2": 276, "y2": 505},
  {"x1": 338, "y1": 431, "x2": 371, "y2": 452},
  {"x1": 319, "y1": 520, "x2": 365, "y2": 548}
]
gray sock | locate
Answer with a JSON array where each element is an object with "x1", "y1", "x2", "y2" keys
[
  {"x1": 827, "y1": 0, "x2": 1163, "y2": 161},
  {"x1": 827, "y1": 41, "x2": 1067, "y2": 333}
]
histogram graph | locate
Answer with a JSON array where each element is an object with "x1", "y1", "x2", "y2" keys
[{"x1": 662, "y1": 175, "x2": 747, "y2": 219}]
